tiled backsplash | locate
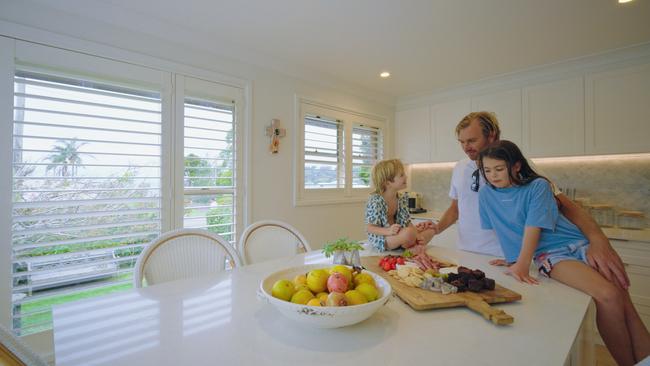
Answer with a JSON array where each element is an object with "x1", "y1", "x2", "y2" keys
[{"x1": 409, "y1": 155, "x2": 650, "y2": 221}]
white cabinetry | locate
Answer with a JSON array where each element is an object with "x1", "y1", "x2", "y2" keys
[
  {"x1": 585, "y1": 63, "x2": 650, "y2": 155},
  {"x1": 430, "y1": 98, "x2": 470, "y2": 162},
  {"x1": 395, "y1": 106, "x2": 430, "y2": 163},
  {"x1": 395, "y1": 60, "x2": 650, "y2": 163},
  {"x1": 472, "y1": 89, "x2": 523, "y2": 147},
  {"x1": 523, "y1": 77, "x2": 585, "y2": 157}
]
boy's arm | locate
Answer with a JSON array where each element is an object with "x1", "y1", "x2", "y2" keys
[
  {"x1": 556, "y1": 194, "x2": 629, "y2": 289},
  {"x1": 508, "y1": 226, "x2": 541, "y2": 284},
  {"x1": 367, "y1": 223, "x2": 395, "y2": 236}
]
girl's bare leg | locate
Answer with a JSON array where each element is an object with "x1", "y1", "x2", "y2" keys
[
  {"x1": 550, "y1": 260, "x2": 639, "y2": 366},
  {"x1": 621, "y1": 290, "x2": 650, "y2": 362}
]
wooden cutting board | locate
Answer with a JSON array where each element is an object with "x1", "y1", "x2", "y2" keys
[{"x1": 362, "y1": 256, "x2": 522, "y2": 325}]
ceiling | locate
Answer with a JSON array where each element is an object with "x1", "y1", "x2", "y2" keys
[{"x1": 5, "y1": 0, "x2": 650, "y2": 100}]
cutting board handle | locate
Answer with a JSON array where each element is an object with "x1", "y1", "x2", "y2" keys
[{"x1": 466, "y1": 299, "x2": 514, "y2": 325}]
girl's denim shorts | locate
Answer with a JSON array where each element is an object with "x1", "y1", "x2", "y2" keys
[{"x1": 533, "y1": 241, "x2": 590, "y2": 277}]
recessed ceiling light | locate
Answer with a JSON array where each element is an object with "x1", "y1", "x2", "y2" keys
[
  {"x1": 380, "y1": 71, "x2": 390, "y2": 78},
  {"x1": 618, "y1": 0, "x2": 633, "y2": 3}
]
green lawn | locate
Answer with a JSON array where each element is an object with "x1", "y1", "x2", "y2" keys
[{"x1": 18, "y1": 274, "x2": 132, "y2": 335}]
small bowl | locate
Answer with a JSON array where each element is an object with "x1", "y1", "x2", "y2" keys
[{"x1": 259, "y1": 264, "x2": 391, "y2": 328}]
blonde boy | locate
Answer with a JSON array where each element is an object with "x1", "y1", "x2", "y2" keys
[{"x1": 365, "y1": 159, "x2": 435, "y2": 251}]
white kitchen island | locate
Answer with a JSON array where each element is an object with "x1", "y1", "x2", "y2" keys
[{"x1": 52, "y1": 246, "x2": 593, "y2": 366}]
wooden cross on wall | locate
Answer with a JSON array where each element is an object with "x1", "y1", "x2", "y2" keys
[{"x1": 265, "y1": 118, "x2": 286, "y2": 154}]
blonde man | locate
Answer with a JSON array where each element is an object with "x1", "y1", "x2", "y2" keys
[
  {"x1": 365, "y1": 159, "x2": 435, "y2": 251},
  {"x1": 431, "y1": 111, "x2": 629, "y2": 289}
]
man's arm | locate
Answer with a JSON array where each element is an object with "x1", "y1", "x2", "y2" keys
[
  {"x1": 557, "y1": 193, "x2": 629, "y2": 289},
  {"x1": 434, "y1": 199, "x2": 459, "y2": 234}
]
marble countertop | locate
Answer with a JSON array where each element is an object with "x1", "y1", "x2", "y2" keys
[{"x1": 52, "y1": 246, "x2": 591, "y2": 366}]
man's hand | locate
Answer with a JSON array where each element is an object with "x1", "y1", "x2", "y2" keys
[
  {"x1": 586, "y1": 237, "x2": 629, "y2": 289},
  {"x1": 505, "y1": 262, "x2": 539, "y2": 285},
  {"x1": 556, "y1": 194, "x2": 629, "y2": 289},
  {"x1": 415, "y1": 220, "x2": 436, "y2": 233}
]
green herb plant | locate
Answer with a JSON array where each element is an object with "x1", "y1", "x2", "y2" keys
[{"x1": 322, "y1": 238, "x2": 364, "y2": 258}]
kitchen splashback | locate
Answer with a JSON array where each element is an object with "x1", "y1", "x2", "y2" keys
[{"x1": 409, "y1": 155, "x2": 650, "y2": 218}]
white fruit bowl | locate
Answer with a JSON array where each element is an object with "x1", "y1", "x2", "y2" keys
[{"x1": 259, "y1": 264, "x2": 392, "y2": 328}]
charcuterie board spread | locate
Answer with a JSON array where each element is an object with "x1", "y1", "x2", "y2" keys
[{"x1": 361, "y1": 256, "x2": 522, "y2": 325}]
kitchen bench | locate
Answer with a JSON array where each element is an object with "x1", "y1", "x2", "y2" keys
[{"x1": 51, "y1": 246, "x2": 592, "y2": 366}]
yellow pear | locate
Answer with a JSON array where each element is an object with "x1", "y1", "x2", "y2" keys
[
  {"x1": 306, "y1": 269, "x2": 329, "y2": 293},
  {"x1": 345, "y1": 289, "x2": 368, "y2": 305},
  {"x1": 316, "y1": 292, "x2": 329, "y2": 303},
  {"x1": 353, "y1": 272, "x2": 376, "y2": 288},
  {"x1": 293, "y1": 274, "x2": 307, "y2": 287},
  {"x1": 291, "y1": 289, "x2": 315, "y2": 305},
  {"x1": 355, "y1": 283, "x2": 379, "y2": 302},
  {"x1": 271, "y1": 279, "x2": 296, "y2": 302},
  {"x1": 306, "y1": 298, "x2": 323, "y2": 307}
]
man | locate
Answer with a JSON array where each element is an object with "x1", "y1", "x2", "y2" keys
[{"x1": 432, "y1": 111, "x2": 629, "y2": 289}]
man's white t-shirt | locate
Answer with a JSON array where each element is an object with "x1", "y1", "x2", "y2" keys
[
  {"x1": 449, "y1": 158, "x2": 504, "y2": 257},
  {"x1": 449, "y1": 158, "x2": 561, "y2": 257}
]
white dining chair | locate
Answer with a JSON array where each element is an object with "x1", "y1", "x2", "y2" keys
[
  {"x1": 133, "y1": 228, "x2": 242, "y2": 288},
  {"x1": 0, "y1": 323, "x2": 48, "y2": 366},
  {"x1": 238, "y1": 220, "x2": 311, "y2": 265}
]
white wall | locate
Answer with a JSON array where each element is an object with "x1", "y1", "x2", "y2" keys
[
  {"x1": 250, "y1": 70, "x2": 393, "y2": 245},
  {"x1": 0, "y1": 2, "x2": 394, "y2": 250}
]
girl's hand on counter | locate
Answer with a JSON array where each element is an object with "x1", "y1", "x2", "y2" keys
[
  {"x1": 505, "y1": 262, "x2": 539, "y2": 285},
  {"x1": 489, "y1": 259, "x2": 507, "y2": 266}
]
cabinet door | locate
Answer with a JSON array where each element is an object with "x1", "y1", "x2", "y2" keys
[
  {"x1": 472, "y1": 89, "x2": 523, "y2": 146},
  {"x1": 585, "y1": 63, "x2": 650, "y2": 154},
  {"x1": 523, "y1": 77, "x2": 584, "y2": 157},
  {"x1": 431, "y1": 99, "x2": 470, "y2": 162},
  {"x1": 395, "y1": 106, "x2": 431, "y2": 163}
]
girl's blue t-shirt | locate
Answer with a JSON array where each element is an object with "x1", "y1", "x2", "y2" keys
[{"x1": 478, "y1": 178, "x2": 587, "y2": 263}]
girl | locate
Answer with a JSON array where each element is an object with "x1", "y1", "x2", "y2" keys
[
  {"x1": 478, "y1": 140, "x2": 650, "y2": 366},
  {"x1": 365, "y1": 159, "x2": 435, "y2": 252}
]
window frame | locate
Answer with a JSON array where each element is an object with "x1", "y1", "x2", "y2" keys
[
  {"x1": 173, "y1": 75, "x2": 244, "y2": 244},
  {"x1": 294, "y1": 96, "x2": 386, "y2": 206},
  {"x1": 0, "y1": 39, "x2": 247, "y2": 342},
  {"x1": 4, "y1": 42, "x2": 172, "y2": 337}
]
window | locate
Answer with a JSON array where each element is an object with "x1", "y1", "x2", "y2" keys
[
  {"x1": 296, "y1": 98, "x2": 386, "y2": 205},
  {"x1": 11, "y1": 69, "x2": 163, "y2": 335},
  {"x1": 304, "y1": 116, "x2": 344, "y2": 189},
  {"x1": 352, "y1": 124, "x2": 383, "y2": 188},
  {"x1": 182, "y1": 97, "x2": 236, "y2": 242},
  {"x1": 3, "y1": 43, "x2": 245, "y2": 336},
  {"x1": 176, "y1": 76, "x2": 243, "y2": 248}
]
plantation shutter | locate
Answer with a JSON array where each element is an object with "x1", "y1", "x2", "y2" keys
[
  {"x1": 303, "y1": 116, "x2": 344, "y2": 189},
  {"x1": 352, "y1": 124, "x2": 383, "y2": 188},
  {"x1": 182, "y1": 97, "x2": 237, "y2": 243},
  {"x1": 11, "y1": 69, "x2": 162, "y2": 335}
]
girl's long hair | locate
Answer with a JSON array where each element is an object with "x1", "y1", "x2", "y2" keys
[{"x1": 478, "y1": 140, "x2": 547, "y2": 187}]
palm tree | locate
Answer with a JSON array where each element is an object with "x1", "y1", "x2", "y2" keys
[{"x1": 45, "y1": 139, "x2": 86, "y2": 177}]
